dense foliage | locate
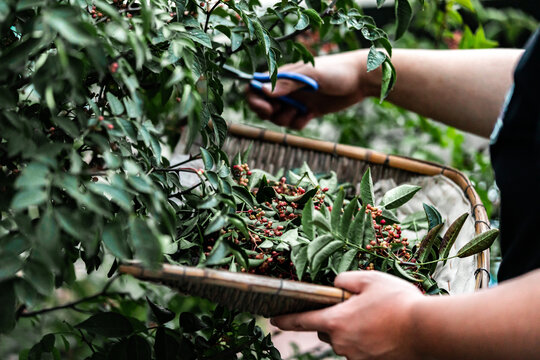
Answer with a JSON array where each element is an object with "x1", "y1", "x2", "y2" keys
[{"x1": 0, "y1": 0, "x2": 524, "y2": 358}]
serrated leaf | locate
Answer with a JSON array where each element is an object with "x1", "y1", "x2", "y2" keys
[
  {"x1": 302, "y1": 198, "x2": 315, "y2": 240},
  {"x1": 330, "y1": 188, "x2": 345, "y2": 232},
  {"x1": 440, "y1": 213, "x2": 468, "y2": 264},
  {"x1": 416, "y1": 223, "x2": 444, "y2": 263},
  {"x1": 76, "y1": 312, "x2": 134, "y2": 337},
  {"x1": 367, "y1": 46, "x2": 387, "y2": 72},
  {"x1": 307, "y1": 234, "x2": 333, "y2": 263},
  {"x1": 381, "y1": 184, "x2": 421, "y2": 209},
  {"x1": 360, "y1": 169, "x2": 374, "y2": 206},
  {"x1": 457, "y1": 229, "x2": 499, "y2": 258},
  {"x1": 362, "y1": 213, "x2": 376, "y2": 247},
  {"x1": 337, "y1": 248, "x2": 358, "y2": 273},
  {"x1": 311, "y1": 240, "x2": 342, "y2": 276},
  {"x1": 395, "y1": 0, "x2": 412, "y2": 40}
]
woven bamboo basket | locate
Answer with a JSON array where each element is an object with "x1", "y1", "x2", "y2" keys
[{"x1": 119, "y1": 123, "x2": 491, "y2": 317}]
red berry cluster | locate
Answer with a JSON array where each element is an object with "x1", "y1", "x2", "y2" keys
[{"x1": 232, "y1": 163, "x2": 251, "y2": 186}]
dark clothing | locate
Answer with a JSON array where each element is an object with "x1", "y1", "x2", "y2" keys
[{"x1": 490, "y1": 29, "x2": 540, "y2": 282}]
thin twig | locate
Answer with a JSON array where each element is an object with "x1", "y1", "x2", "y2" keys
[
  {"x1": 166, "y1": 153, "x2": 202, "y2": 169},
  {"x1": 19, "y1": 275, "x2": 123, "y2": 318},
  {"x1": 204, "y1": 1, "x2": 222, "y2": 32},
  {"x1": 78, "y1": 329, "x2": 96, "y2": 354}
]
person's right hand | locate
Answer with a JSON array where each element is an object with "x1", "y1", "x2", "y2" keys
[{"x1": 246, "y1": 49, "x2": 379, "y2": 129}]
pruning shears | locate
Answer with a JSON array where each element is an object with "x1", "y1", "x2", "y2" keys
[{"x1": 222, "y1": 64, "x2": 319, "y2": 114}]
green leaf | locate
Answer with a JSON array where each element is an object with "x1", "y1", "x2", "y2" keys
[
  {"x1": 15, "y1": 163, "x2": 49, "y2": 189},
  {"x1": 367, "y1": 46, "x2": 387, "y2": 72},
  {"x1": 76, "y1": 312, "x2": 134, "y2": 337},
  {"x1": 347, "y1": 206, "x2": 365, "y2": 246},
  {"x1": 154, "y1": 327, "x2": 180, "y2": 360},
  {"x1": 302, "y1": 198, "x2": 315, "y2": 240},
  {"x1": 307, "y1": 234, "x2": 333, "y2": 263},
  {"x1": 11, "y1": 188, "x2": 48, "y2": 210},
  {"x1": 107, "y1": 92, "x2": 125, "y2": 116},
  {"x1": 295, "y1": 12, "x2": 310, "y2": 31},
  {"x1": 180, "y1": 312, "x2": 208, "y2": 332},
  {"x1": 42, "y1": 9, "x2": 94, "y2": 46},
  {"x1": 393, "y1": 260, "x2": 422, "y2": 282},
  {"x1": 376, "y1": 0, "x2": 386, "y2": 9},
  {"x1": 303, "y1": 9, "x2": 322, "y2": 28},
  {"x1": 0, "y1": 252, "x2": 23, "y2": 282},
  {"x1": 423, "y1": 203, "x2": 443, "y2": 231},
  {"x1": 206, "y1": 239, "x2": 230, "y2": 265},
  {"x1": 0, "y1": 280, "x2": 16, "y2": 333},
  {"x1": 129, "y1": 217, "x2": 162, "y2": 266},
  {"x1": 330, "y1": 188, "x2": 345, "y2": 233},
  {"x1": 311, "y1": 240, "x2": 343, "y2": 276},
  {"x1": 440, "y1": 213, "x2": 468, "y2": 264},
  {"x1": 360, "y1": 168, "x2": 374, "y2": 206},
  {"x1": 253, "y1": 21, "x2": 271, "y2": 55},
  {"x1": 381, "y1": 184, "x2": 421, "y2": 209},
  {"x1": 457, "y1": 229, "x2": 499, "y2": 258},
  {"x1": 281, "y1": 228, "x2": 300, "y2": 248},
  {"x1": 416, "y1": 223, "x2": 444, "y2": 263},
  {"x1": 394, "y1": 0, "x2": 412, "y2": 40},
  {"x1": 362, "y1": 214, "x2": 376, "y2": 247},
  {"x1": 380, "y1": 59, "x2": 396, "y2": 101},
  {"x1": 337, "y1": 249, "x2": 358, "y2": 273},
  {"x1": 200, "y1": 147, "x2": 214, "y2": 170},
  {"x1": 23, "y1": 259, "x2": 54, "y2": 296},
  {"x1": 88, "y1": 183, "x2": 132, "y2": 211},
  {"x1": 339, "y1": 197, "x2": 358, "y2": 238},
  {"x1": 183, "y1": 28, "x2": 212, "y2": 48},
  {"x1": 37, "y1": 209, "x2": 61, "y2": 267},
  {"x1": 103, "y1": 221, "x2": 132, "y2": 259},
  {"x1": 205, "y1": 215, "x2": 227, "y2": 235},
  {"x1": 292, "y1": 246, "x2": 308, "y2": 280},
  {"x1": 146, "y1": 297, "x2": 176, "y2": 324},
  {"x1": 229, "y1": 215, "x2": 249, "y2": 240},
  {"x1": 313, "y1": 212, "x2": 331, "y2": 233},
  {"x1": 232, "y1": 186, "x2": 255, "y2": 209}
]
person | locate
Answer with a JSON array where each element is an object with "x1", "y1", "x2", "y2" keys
[{"x1": 247, "y1": 29, "x2": 540, "y2": 359}]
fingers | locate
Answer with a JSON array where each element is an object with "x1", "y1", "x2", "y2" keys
[
  {"x1": 334, "y1": 271, "x2": 375, "y2": 294},
  {"x1": 270, "y1": 309, "x2": 330, "y2": 332}
]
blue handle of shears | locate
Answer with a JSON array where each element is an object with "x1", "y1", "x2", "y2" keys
[{"x1": 250, "y1": 72, "x2": 319, "y2": 114}]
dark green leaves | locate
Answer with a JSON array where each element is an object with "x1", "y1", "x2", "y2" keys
[
  {"x1": 440, "y1": 213, "x2": 468, "y2": 263},
  {"x1": 423, "y1": 203, "x2": 443, "y2": 230},
  {"x1": 76, "y1": 312, "x2": 134, "y2": 337},
  {"x1": 457, "y1": 229, "x2": 499, "y2": 258},
  {"x1": 367, "y1": 47, "x2": 387, "y2": 72},
  {"x1": 147, "y1": 297, "x2": 175, "y2": 324},
  {"x1": 0, "y1": 280, "x2": 16, "y2": 333},
  {"x1": 395, "y1": 0, "x2": 413, "y2": 40},
  {"x1": 381, "y1": 184, "x2": 421, "y2": 209},
  {"x1": 360, "y1": 168, "x2": 374, "y2": 206},
  {"x1": 416, "y1": 223, "x2": 444, "y2": 263},
  {"x1": 302, "y1": 198, "x2": 314, "y2": 240},
  {"x1": 129, "y1": 217, "x2": 162, "y2": 266}
]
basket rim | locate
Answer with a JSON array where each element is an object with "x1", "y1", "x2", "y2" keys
[{"x1": 226, "y1": 123, "x2": 491, "y2": 290}]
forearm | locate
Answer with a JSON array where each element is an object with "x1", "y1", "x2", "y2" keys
[
  {"x1": 409, "y1": 269, "x2": 540, "y2": 359},
  {"x1": 363, "y1": 49, "x2": 523, "y2": 137}
]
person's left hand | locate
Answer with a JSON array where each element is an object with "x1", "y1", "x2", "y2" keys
[{"x1": 271, "y1": 271, "x2": 426, "y2": 360}]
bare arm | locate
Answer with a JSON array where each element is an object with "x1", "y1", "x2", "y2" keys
[
  {"x1": 367, "y1": 49, "x2": 522, "y2": 137},
  {"x1": 248, "y1": 48, "x2": 522, "y2": 137},
  {"x1": 410, "y1": 269, "x2": 540, "y2": 359},
  {"x1": 271, "y1": 269, "x2": 540, "y2": 360}
]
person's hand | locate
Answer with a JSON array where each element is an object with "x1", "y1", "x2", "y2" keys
[
  {"x1": 271, "y1": 271, "x2": 425, "y2": 360},
  {"x1": 247, "y1": 49, "x2": 379, "y2": 129}
]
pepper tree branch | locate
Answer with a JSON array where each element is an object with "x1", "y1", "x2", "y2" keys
[
  {"x1": 18, "y1": 275, "x2": 124, "y2": 318},
  {"x1": 205, "y1": 0, "x2": 223, "y2": 32}
]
